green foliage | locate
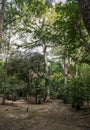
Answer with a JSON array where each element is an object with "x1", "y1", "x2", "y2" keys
[
  {"x1": 80, "y1": 63, "x2": 90, "y2": 101},
  {"x1": 0, "y1": 0, "x2": 90, "y2": 108},
  {"x1": 7, "y1": 51, "x2": 45, "y2": 99},
  {"x1": 69, "y1": 78, "x2": 85, "y2": 108},
  {"x1": 50, "y1": 72, "x2": 64, "y2": 99},
  {"x1": 30, "y1": 79, "x2": 46, "y2": 97}
]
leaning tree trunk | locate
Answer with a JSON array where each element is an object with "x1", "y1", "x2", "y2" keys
[
  {"x1": 0, "y1": 0, "x2": 6, "y2": 47},
  {"x1": 78, "y1": 0, "x2": 90, "y2": 35}
]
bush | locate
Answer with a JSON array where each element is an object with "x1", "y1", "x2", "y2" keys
[{"x1": 69, "y1": 78, "x2": 85, "y2": 109}]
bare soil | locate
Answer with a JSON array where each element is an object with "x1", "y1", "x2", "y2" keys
[{"x1": 0, "y1": 98, "x2": 90, "y2": 130}]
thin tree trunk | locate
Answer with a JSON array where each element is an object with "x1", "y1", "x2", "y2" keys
[
  {"x1": 0, "y1": 0, "x2": 6, "y2": 46},
  {"x1": 64, "y1": 57, "x2": 67, "y2": 85},
  {"x1": 43, "y1": 44, "x2": 50, "y2": 102},
  {"x1": 2, "y1": 57, "x2": 7, "y2": 105},
  {"x1": 75, "y1": 63, "x2": 79, "y2": 78},
  {"x1": 2, "y1": 86, "x2": 6, "y2": 105}
]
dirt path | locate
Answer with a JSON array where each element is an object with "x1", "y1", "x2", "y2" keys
[{"x1": 0, "y1": 99, "x2": 90, "y2": 130}]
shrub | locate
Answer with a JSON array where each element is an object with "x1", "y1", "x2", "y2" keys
[{"x1": 69, "y1": 78, "x2": 85, "y2": 109}]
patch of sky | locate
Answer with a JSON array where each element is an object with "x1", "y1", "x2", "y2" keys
[{"x1": 48, "y1": 0, "x2": 66, "y2": 4}]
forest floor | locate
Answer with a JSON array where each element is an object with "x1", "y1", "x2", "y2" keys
[{"x1": 0, "y1": 98, "x2": 90, "y2": 130}]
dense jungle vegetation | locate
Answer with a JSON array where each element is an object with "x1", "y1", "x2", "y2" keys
[{"x1": 0, "y1": 0, "x2": 90, "y2": 130}]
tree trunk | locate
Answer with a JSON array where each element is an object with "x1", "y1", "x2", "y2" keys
[
  {"x1": 64, "y1": 57, "x2": 68, "y2": 85},
  {"x1": 0, "y1": 0, "x2": 6, "y2": 46},
  {"x1": 75, "y1": 63, "x2": 79, "y2": 78},
  {"x1": 43, "y1": 44, "x2": 50, "y2": 102},
  {"x1": 2, "y1": 53, "x2": 8, "y2": 105},
  {"x1": 2, "y1": 86, "x2": 6, "y2": 105},
  {"x1": 78, "y1": 0, "x2": 90, "y2": 35},
  {"x1": 35, "y1": 92, "x2": 38, "y2": 104}
]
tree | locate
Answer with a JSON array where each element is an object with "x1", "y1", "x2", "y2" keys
[
  {"x1": 7, "y1": 51, "x2": 45, "y2": 103},
  {"x1": 14, "y1": 5, "x2": 57, "y2": 102},
  {"x1": 2, "y1": 0, "x2": 61, "y2": 103}
]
